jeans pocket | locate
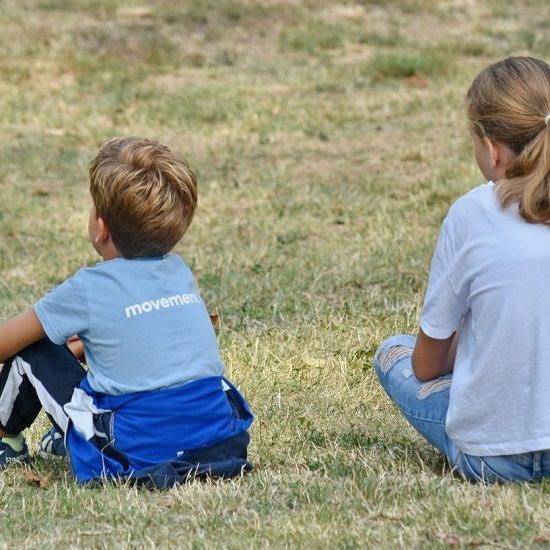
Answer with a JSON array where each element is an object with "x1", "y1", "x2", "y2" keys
[{"x1": 506, "y1": 452, "x2": 535, "y2": 469}]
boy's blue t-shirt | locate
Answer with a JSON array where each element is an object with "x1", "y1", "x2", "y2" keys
[{"x1": 34, "y1": 255, "x2": 224, "y2": 395}]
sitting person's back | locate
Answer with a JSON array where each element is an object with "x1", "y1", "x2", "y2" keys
[{"x1": 37, "y1": 253, "x2": 224, "y2": 395}]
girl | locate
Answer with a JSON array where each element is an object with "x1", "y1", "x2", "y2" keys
[{"x1": 374, "y1": 56, "x2": 550, "y2": 482}]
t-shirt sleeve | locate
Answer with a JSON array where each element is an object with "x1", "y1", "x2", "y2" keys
[
  {"x1": 420, "y1": 219, "x2": 468, "y2": 339},
  {"x1": 34, "y1": 273, "x2": 89, "y2": 345}
]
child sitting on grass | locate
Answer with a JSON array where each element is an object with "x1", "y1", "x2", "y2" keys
[
  {"x1": 374, "y1": 56, "x2": 550, "y2": 482},
  {"x1": 0, "y1": 137, "x2": 253, "y2": 488}
]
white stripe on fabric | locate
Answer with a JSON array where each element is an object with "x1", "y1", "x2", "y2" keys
[
  {"x1": 0, "y1": 360, "x2": 25, "y2": 426},
  {"x1": 12, "y1": 356, "x2": 70, "y2": 433},
  {"x1": 417, "y1": 374, "x2": 453, "y2": 400},
  {"x1": 64, "y1": 387, "x2": 110, "y2": 441}
]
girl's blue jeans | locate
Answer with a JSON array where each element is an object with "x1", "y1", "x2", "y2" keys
[{"x1": 374, "y1": 334, "x2": 550, "y2": 483}]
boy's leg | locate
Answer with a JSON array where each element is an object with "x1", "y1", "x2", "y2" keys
[
  {"x1": 374, "y1": 334, "x2": 459, "y2": 463},
  {"x1": 0, "y1": 338, "x2": 86, "y2": 436}
]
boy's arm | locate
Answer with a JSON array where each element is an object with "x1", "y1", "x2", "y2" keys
[
  {"x1": 0, "y1": 308, "x2": 46, "y2": 362},
  {"x1": 411, "y1": 327, "x2": 459, "y2": 382}
]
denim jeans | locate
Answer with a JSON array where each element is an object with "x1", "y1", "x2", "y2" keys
[{"x1": 374, "y1": 334, "x2": 550, "y2": 483}]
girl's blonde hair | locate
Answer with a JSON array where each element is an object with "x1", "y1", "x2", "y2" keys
[{"x1": 466, "y1": 56, "x2": 550, "y2": 224}]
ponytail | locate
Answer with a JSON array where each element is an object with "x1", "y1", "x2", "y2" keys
[{"x1": 500, "y1": 122, "x2": 550, "y2": 224}]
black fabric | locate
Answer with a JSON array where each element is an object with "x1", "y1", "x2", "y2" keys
[
  {"x1": 92, "y1": 411, "x2": 132, "y2": 469},
  {"x1": 0, "y1": 338, "x2": 85, "y2": 434},
  {"x1": 128, "y1": 431, "x2": 253, "y2": 489}
]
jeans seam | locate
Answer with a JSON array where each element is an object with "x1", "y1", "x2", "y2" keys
[
  {"x1": 457, "y1": 453, "x2": 479, "y2": 481},
  {"x1": 479, "y1": 457, "x2": 510, "y2": 483},
  {"x1": 393, "y1": 401, "x2": 447, "y2": 427}
]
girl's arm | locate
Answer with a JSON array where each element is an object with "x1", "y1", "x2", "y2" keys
[
  {"x1": 411, "y1": 328, "x2": 459, "y2": 382},
  {"x1": 0, "y1": 309, "x2": 46, "y2": 362}
]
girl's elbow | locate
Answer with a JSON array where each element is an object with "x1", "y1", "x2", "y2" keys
[
  {"x1": 411, "y1": 352, "x2": 435, "y2": 382},
  {"x1": 412, "y1": 367, "x2": 434, "y2": 382}
]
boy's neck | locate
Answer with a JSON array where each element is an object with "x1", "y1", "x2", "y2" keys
[{"x1": 98, "y1": 241, "x2": 122, "y2": 261}]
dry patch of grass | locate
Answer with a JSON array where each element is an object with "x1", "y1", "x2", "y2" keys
[{"x1": 1, "y1": 0, "x2": 550, "y2": 547}]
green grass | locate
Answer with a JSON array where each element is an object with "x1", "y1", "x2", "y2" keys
[
  {"x1": 366, "y1": 52, "x2": 445, "y2": 81},
  {"x1": 1, "y1": 0, "x2": 550, "y2": 547}
]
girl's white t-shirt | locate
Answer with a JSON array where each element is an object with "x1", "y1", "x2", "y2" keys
[{"x1": 420, "y1": 182, "x2": 550, "y2": 456}]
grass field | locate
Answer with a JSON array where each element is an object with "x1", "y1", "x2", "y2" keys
[{"x1": 1, "y1": 0, "x2": 549, "y2": 548}]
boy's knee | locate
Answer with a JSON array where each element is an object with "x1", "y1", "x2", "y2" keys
[
  {"x1": 14, "y1": 337, "x2": 57, "y2": 362},
  {"x1": 15, "y1": 338, "x2": 79, "y2": 368}
]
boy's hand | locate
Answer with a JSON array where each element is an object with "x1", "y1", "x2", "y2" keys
[{"x1": 66, "y1": 335, "x2": 86, "y2": 363}]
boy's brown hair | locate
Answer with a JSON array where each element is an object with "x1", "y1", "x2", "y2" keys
[{"x1": 89, "y1": 137, "x2": 197, "y2": 258}]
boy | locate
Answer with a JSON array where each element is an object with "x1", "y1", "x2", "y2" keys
[{"x1": 0, "y1": 137, "x2": 253, "y2": 488}]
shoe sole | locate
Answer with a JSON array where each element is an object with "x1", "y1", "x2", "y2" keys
[
  {"x1": 37, "y1": 450, "x2": 66, "y2": 460},
  {"x1": 0, "y1": 453, "x2": 31, "y2": 469}
]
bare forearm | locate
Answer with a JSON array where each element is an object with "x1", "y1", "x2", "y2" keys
[
  {"x1": 412, "y1": 328, "x2": 457, "y2": 382},
  {"x1": 0, "y1": 309, "x2": 46, "y2": 362}
]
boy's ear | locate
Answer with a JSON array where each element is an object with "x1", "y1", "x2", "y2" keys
[{"x1": 96, "y1": 217, "x2": 111, "y2": 243}]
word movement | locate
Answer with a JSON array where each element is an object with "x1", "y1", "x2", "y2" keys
[{"x1": 124, "y1": 293, "x2": 200, "y2": 318}]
